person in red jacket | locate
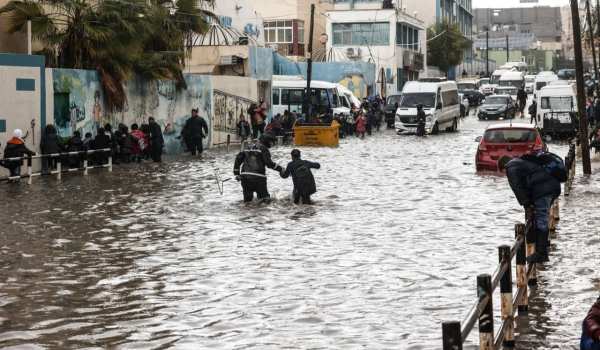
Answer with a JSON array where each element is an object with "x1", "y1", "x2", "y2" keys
[
  {"x1": 2, "y1": 129, "x2": 35, "y2": 180},
  {"x1": 582, "y1": 297, "x2": 600, "y2": 350}
]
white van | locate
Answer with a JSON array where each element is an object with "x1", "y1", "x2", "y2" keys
[
  {"x1": 499, "y1": 71, "x2": 525, "y2": 89},
  {"x1": 536, "y1": 83, "x2": 577, "y2": 122},
  {"x1": 524, "y1": 75, "x2": 536, "y2": 93},
  {"x1": 336, "y1": 84, "x2": 361, "y2": 109},
  {"x1": 272, "y1": 79, "x2": 350, "y2": 118},
  {"x1": 500, "y1": 61, "x2": 528, "y2": 72},
  {"x1": 533, "y1": 73, "x2": 558, "y2": 100},
  {"x1": 395, "y1": 81, "x2": 461, "y2": 134},
  {"x1": 490, "y1": 69, "x2": 510, "y2": 93}
]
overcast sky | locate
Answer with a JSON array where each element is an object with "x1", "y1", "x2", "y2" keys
[{"x1": 473, "y1": 0, "x2": 569, "y2": 8}]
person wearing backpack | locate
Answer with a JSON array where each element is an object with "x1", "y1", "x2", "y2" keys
[
  {"x1": 280, "y1": 149, "x2": 321, "y2": 204},
  {"x1": 498, "y1": 151, "x2": 565, "y2": 263}
]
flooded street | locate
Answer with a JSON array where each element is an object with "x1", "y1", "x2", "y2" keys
[{"x1": 0, "y1": 113, "x2": 596, "y2": 349}]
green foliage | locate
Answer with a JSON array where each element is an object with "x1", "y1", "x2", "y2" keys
[
  {"x1": 0, "y1": 0, "x2": 215, "y2": 111},
  {"x1": 426, "y1": 20, "x2": 471, "y2": 74}
]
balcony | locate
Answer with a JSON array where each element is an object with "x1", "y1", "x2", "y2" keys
[{"x1": 268, "y1": 43, "x2": 306, "y2": 57}]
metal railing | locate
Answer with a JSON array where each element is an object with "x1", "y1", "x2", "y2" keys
[{"x1": 0, "y1": 148, "x2": 112, "y2": 184}]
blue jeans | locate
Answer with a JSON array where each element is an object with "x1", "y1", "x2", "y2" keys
[{"x1": 534, "y1": 195, "x2": 553, "y2": 233}]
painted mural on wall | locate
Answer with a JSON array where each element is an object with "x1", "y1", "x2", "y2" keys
[
  {"x1": 52, "y1": 69, "x2": 105, "y2": 138},
  {"x1": 213, "y1": 90, "x2": 256, "y2": 134},
  {"x1": 52, "y1": 69, "x2": 212, "y2": 154}
]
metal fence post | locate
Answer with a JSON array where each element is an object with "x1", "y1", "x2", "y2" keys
[
  {"x1": 226, "y1": 134, "x2": 231, "y2": 152},
  {"x1": 515, "y1": 223, "x2": 528, "y2": 314},
  {"x1": 108, "y1": 152, "x2": 113, "y2": 172},
  {"x1": 499, "y1": 245, "x2": 514, "y2": 347},
  {"x1": 27, "y1": 156, "x2": 33, "y2": 185},
  {"x1": 442, "y1": 321, "x2": 462, "y2": 350},
  {"x1": 477, "y1": 274, "x2": 494, "y2": 350},
  {"x1": 83, "y1": 151, "x2": 89, "y2": 176},
  {"x1": 56, "y1": 157, "x2": 62, "y2": 180}
]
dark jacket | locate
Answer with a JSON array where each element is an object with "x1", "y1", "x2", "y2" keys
[
  {"x1": 40, "y1": 132, "x2": 62, "y2": 154},
  {"x1": 3, "y1": 137, "x2": 35, "y2": 167},
  {"x1": 528, "y1": 102, "x2": 537, "y2": 116},
  {"x1": 582, "y1": 298, "x2": 600, "y2": 349},
  {"x1": 184, "y1": 116, "x2": 209, "y2": 139},
  {"x1": 237, "y1": 120, "x2": 251, "y2": 138},
  {"x1": 234, "y1": 142, "x2": 282, "y2": 178},
  {"x1": 149, "y1": 121, "x2": 164, "y2": 146},
  {"x1": 517, "y1": 89, "x2": 527, "y2": 103},
  {"x1": 119, "y1": 133, "x2": 135, "y2": 155},
  {"x1": 92, "y1": 134, "x2": 111, "y2": 150},
  {"x1": 281, "y1": 159, "x2": 320, "y2": 195},
  {"x1": 505, "y1": 156, "x2": 561, "y2": 206},
  {"x1": 68, "y1": 135, "x2": 84, "y2": 153}
]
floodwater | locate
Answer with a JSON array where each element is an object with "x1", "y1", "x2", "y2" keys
[{"x1": 0, "y1": 111, "x2": 596, "y2": 349}]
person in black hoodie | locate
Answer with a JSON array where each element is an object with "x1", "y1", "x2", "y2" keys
[
  {"x1": 40, "y1": 124, "x2": 62, "y2": 174},
  {"x1": 67, "y1": 131, "x2": 84, "y2": 168},
  {"x1": 92, "y1": 127, "x2": 111, "y2": 165},
  {"x1": 233, "y1": 133, "x2": 283, "y2": 202},
  {"x1": 148, "y1": 117, "x2": 164, "y2": 162},
  {"x1": 3, "y1": 129, "x2": 35, "y2": 179},
  {"x1": 280, "y1": 149, "x2": 320, "y2": 204},
  {"x1": 499, "y1": 151, "x2": 564, "y2": 263},
  {"x1": 182, "y1": 108, "x2": 209, "y2": 156},
  {"x1": 117, "y1": 124, "x2": 134, "y2": 163}
]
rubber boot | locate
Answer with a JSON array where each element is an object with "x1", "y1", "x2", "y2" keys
[{"x1": 527, "y1": 228, "x2": 550, "y2": 264}]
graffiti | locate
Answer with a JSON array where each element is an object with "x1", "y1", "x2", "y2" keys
[
  {"x1": 339, "y1": 74, "x2": 368, "y2": 99},
  {"x1": 244, "y1": 23, "x2": 260, "y2": 38},
  {"x1": 213, "y1": 90, "x2": 255, "y2": 134},
  {"x1": 218, "y1": 16, "x2": 232, "y2": 28}
]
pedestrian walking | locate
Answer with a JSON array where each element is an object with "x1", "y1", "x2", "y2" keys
[
  {"x1": 355, "y1": 112, "x2": 367, "y2": 139},
  {"x1": 237, "y1": 114, "x2": 251, "y2": 143},
  {"x1": 280, "y1": 149, "x2": 320, "y2": 204},
  {"x1": 529, "y1": 99, "x2": 538, "y2": 125},
  {"x1": 416, "y1": 104, "x2": 426, "y2": 137},
  {"x1": 148, "y1": 117, "x2": 164, "y2": 162},
  {"x1": 498, "y1": 151, "x2": 566, "y2": 263},
  {"x1": 517, "y1": 87, "x2": 527, "y2": 118},
  {"x1": 2, "y1": 129, "x2": 35, "y2": 180},
  {"x1": 251, "y1": 100, "x2": 267, "y2": 138},
  {"x1": 582, "y1": 296, "x2": 600, "y2": 350},
  {"x1": 233, "y1": 133, "x2": 283, "y2": 203},
  {"x1": 182, "y1": 108, "x2": 209, "y2": 156},
  {"x1": 67, "y1": 130, "x2": 84, "y2": 168},
  {"x1": 92, "y1": 127, "x2": 111, "y2": 165},
  {"x1": 130, "y1": 124, "x2": 146, "y2": 163}
]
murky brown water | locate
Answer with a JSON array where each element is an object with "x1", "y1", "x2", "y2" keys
[{"x1": 0, "y1": 111, "x2": 595, "y2": 349}]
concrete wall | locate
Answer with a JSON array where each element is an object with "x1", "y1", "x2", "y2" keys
[
  {"x1": 212, "y1": 0, "x2": 264, "y2": 44},
  {"x1": 274, "y1": 53, "x2": 377, "y2": 98}
]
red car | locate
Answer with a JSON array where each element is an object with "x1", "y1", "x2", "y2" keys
[{"x1": 475, "y1": 123, "x2": 544, "y2": 171}]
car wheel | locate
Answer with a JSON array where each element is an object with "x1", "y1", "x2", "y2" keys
[{"x1": 432, "y1": 122, "x2": 439, "y2": 135}]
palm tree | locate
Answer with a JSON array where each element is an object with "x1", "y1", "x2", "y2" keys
[{"x1": 0, "y1": 0, "x2": 215, "y2": 110}]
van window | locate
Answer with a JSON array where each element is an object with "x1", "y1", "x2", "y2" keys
[
  {"x1": 491, "y1": 74, "x2": 501, "y2": 85},
  {"x1": 457, "y1": 83, "x2": 477, "y2": 91},
  {"x1": 484, "y1": 129, "x2": 537, "y2": 143},
  {"x1": 281, "y1": 89, "x2": 303, "y2": 105},
  {"x1": 331, "y1": 88, "x2": 339, "y2": 108},
  {"x1": 400, "y1": 93, "x2": 436, "y2": 108},
  {"x1": 272, "y1": 88, "x2": 280, "y2": 105},
  {"x1": 499, "y1": 80, "x2": 523, "y2": 89},
  {"x1": 541, "y1": 96, "x2": 573, "y2": 110},
  {"x1": 441, "y1": 90, "x2": 458, "y2": 107},
  {"x1": 340, "y1": 95, "x2": 349, "y2": 108}
]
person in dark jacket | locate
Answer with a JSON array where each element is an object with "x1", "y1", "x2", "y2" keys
[
  {"x1": 528, "y1": 100, "x2": 538, "y2": 125},
  {"x1": 499, "y1": 152, "x2": 563, "y2": 263},
  {"x1": 517, "y1": 88, "x2": 527, "y2": 117},
  {"x1": 3, "y1": 129, "x2": 35, "y2": 180},
  {"x1": 280, "y1": 149, "x2": 320, "y2": 204},
  {"x1": 118, "y1": 125, "x2": 134, "y2": 163},
  {"x1": 233, "y1": 133, "x2": 283, "y2": 202},
  {"x1": 182, "y1": 108, "x2": 209, "y2": 156},
  {"x1": 148, "y1": 117, "x2": 164, "y2": 162},
  {"x1": 104, "y1": 123, "x2": 119, "y2": 164},
  {"x1": 582, "y1": 297, "x2": 600, "y2": 350},
  {"x1": 237, "y1": 113, "x2": 251, "y2": 143},
  {"x1": 67, "y1": 131, "x2": 84, "y2": 168},
  {"x1": 40, "y1": 124, "x2": 62, "y2": 174},
  {"x1": 92, "y1": 127, "x2": 111, "y2": 165}
]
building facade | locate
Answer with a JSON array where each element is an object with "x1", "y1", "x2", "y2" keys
[
  {"x1": 325, "y1": 1, "x2": 426, "y2": 95},
  {"x1": 252, "y1": 0, "x2": 333, "y2": 59}
]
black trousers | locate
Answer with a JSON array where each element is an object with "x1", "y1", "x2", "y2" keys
[
  {"x1": 189, "y1": 137, "x2": 204, "y2": 155},
  {"x1": 241, "y1": 177, "x2": 269, "y2": 202},
  {"x1": 293, "y1": 191, "x2": 312, "y2": 204},
  {"x1": 151, "y1": 144, "x2": 163, "y2": 162}
]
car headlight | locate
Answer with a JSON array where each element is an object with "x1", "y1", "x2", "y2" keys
[{"x1": 426, "y1": 116, "x2": 433, "y2": 123}]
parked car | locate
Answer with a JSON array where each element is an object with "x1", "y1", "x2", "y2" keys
[
  {"x1": 459, "y1": 92, "x2": 470, "y2": 117},
  {"x1": 557, "y1": 68, "x2": 576, "y2": 80},
  {"x1": 385, "y1": 93, "x2": 402, "y2": 128},
  {"x1": 477, "y1": 95, "x2": 516, "y2": 120},
  {"x1": 475, "y1": 123, "x2": 544, "y2": 171},
  {"x1": 479, "y1": 77, "x2": 494, "y2": 96},
  {"x1": 458, "y1": 79, "x2": 484, "y2": 106}
]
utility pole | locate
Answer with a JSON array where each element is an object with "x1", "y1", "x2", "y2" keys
[
  {"x1": 596, "y1": 0, "x2": 600, "y2": 70},
  {"x1": 570, "y1": 0, "x2": 592, "y2": 175},
  {"x1": 486, "y1": 30, "x2": 489, "y2": 77},
  {"x1": 304, "y1": 4, "x2": 315, "y2": 117},
  {"x1": 506, "y1": 35, "x2": 509, "y2": 63},
  {"x1": 585, "y1": 0, "x2": 600, "y2": 98}
]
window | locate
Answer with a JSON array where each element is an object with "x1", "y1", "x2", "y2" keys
[
  {"x1": 264, "y1": 20, "x2": 293, "y2": 43},
  {"x1": 297, "y1": 21, "x2": 305, "y2": 44},
  {"x1": 442, "y1": 90, "x2": 459, "y2": 107},
  {"x1": 272, "y1": 89, "x2": 280, "y2": 105},
  {"x1": 396, "y1": 23, "x2": 420, "y2": 51},
  {"x1": 332, "y1": 22, "x2": 390, "y2": 46}
]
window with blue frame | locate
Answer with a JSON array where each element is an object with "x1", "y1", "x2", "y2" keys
[
  {"x1": 332, "y1": 22, "x2": 390, "y2": 46},
  {"x1": 396, "y1": 23, "x2": 420, "y2": 51}
]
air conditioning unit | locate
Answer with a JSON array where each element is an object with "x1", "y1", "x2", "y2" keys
[{"x1": 346, "y1": 47, "x2": 361, "y2": 58}]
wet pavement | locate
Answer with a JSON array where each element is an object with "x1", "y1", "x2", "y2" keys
[{"x1": 0, "y1": 110, "x2": 596, "y2": 349}]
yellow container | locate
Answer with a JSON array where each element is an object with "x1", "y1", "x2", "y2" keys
[{"x1": 293, "y1": 121, "x2": 340, "y2": 147}]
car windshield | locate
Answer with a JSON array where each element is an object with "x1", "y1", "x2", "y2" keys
[
  {"x1": 541, "y1": 96, "x2": 573, "y2": 110},
  {"x1": 525, "y1": 77, "x2": 535, "y2": 83},
  {"x1": 497, "y1": 88, "x2": 518, "y2": 95},
  {"x1": 399, "y1": 93, "x2": 436, "y2": 108},
  {"x1": 458, "y1": 83, "x2": 476, "y2": 91},
  {"x1": 387, "y1": 95, "x2": 402, "y2": 105},
  {"x1": 480, "y1": 78, "x2": 490, "y2": 85},
  {"x1": 485, "y1": 96, "x2": 509, "y2": 105},
  {"x1": 499, "y1": 80, "x2": 523, "y2": 88},
  {"x1": 484, "y1": 129, "x2": 537, "y2": 143}
]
